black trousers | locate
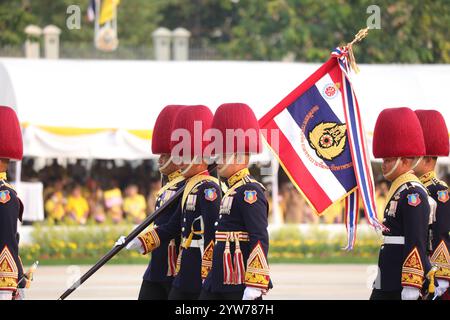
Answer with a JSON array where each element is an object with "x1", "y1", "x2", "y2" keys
[
  {"x1": 138, "y1": 280, "x2": 172, "y2": 300},
  {"x1": 199, "y1": 288, "x2": 244, "y2": 300},
  {"x1": 370, "y1": 289, "x2": 402, "y2": 300},
  {"x1": 168, "y1": 286, "x2": 200, "y2": 300}
]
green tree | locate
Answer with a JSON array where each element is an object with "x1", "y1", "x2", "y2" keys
[
  {"x1": 222, "y1": 0, "x2": 450, "y2": 63},
  {"x1": 0, "y1": 0, "x2": 448, "y2": 62},
  {"x1": 0, "y1": 0, "x2": 36, "y2": 46}
]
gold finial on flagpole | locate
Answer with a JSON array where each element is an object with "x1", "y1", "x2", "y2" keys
[{"x1": 346, "y1": 27, "x2": 370, "y2": 74}]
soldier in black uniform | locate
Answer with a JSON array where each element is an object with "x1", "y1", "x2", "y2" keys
[
  {"x1": 0, "y1": 106, "x2": 25, "y2": 300},
  {"x1": 116, "y1": 105, "x2": 186, "y2": 299},
  {"x1": 199, "y1": 103, "x2": 271, "y2": 300},
  {"x1": 414, "y1": 110, "x2": 450, "y2": 299},
  {"x1": 122, "y1": 105, "x2": 221, "y2": 300},
  {"x1": 370, "y1": 107, "x2": 433, "y2": 300}
]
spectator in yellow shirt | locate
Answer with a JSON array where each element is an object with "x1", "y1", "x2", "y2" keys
[
  {"x1": 44, "y1": 180, "x2": 66, "y2": 222},
  {"x1": 322, "y1": 199, "x2": 344, "y2": 224},
  {"x1": 104, "y1": 187, "x2": 123, "y2": 224},
  {"x1": 66, "y1": 185, "x2": 90, "y2": 224},
  {"x1": 123, "y1": 184, "x2": 147, "y2": 224}
]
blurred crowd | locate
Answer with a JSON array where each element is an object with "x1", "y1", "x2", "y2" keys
[
  {"x1": 20, "y1": 158, "x2": 450, "y2": 225},
  {"x1": 22, "y1": 158, "x2": 161, "y2": 225}
]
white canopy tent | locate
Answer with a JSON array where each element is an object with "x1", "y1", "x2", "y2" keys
[
  {"x1": 1, "y1": 58, "x2": 449, "y2": 163},
  {"x1": 1, "y1": 58, "x2": 449, "y2": 223},
  {"x1": 0, "y1": 58, "x2": 449, "y2": 162}
]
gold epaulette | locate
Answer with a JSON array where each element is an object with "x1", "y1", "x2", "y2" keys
[
  {"x1": 386, "y1": 172, "x2": 422, "y2": 204},
  {"x1": 434, "y1": 178, "x2": 449, "y2": 189},
  {"x1": 156, "y1": 174, "x2": 185, "y2": 198},
  {"x1": 420, "y1": 171, "x2": 448, "y2": 189},
  {"x1": 244, "y1": 176, "x2": 266, "y2": 191},
  {"x1": 0, "y1": 181, "x2": 15, "y2": 192}
]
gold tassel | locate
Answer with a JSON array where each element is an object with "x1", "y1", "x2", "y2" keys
[
  {"x1": 346, "y1": 27, "x2": 369, "y2": 74},
  {"x1": 427, "y1": 266, "x2": 438, "y2": 294},
  {"x1": 182, "y1": 232, "x2": 193, "y2": 249}
]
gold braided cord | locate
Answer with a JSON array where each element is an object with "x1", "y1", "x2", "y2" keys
[{"x1": 346, "y1": 27, "x2": 369, "y2": 74}]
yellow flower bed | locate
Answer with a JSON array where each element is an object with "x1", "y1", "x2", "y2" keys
[{"x1": 19, "y1": 224, "x2": 381, "y2": 264}]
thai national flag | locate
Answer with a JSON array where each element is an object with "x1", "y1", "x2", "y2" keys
[
  {"x1": 260, "y1": 48, "x2": 384, "y2": 249},
  {"x1": 87, "y1": 0, "x2": 97, "y2": 22}
]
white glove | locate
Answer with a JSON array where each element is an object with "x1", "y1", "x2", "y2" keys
[
  {"x1": 0, "y1": 291, "x2": 13, "y2": 300},
  {"x1": 401, "y1": 286, "x2": 420, "y2": 300},
  {"x1": 13, "y1": 288, "x2": 25, "y2": 300},
  {"x1": 435, "y1": 279, "x2": 449, "y2": 297},
  {"x1": 115, "y1": 236, "x2": 144, "y2": 254},
  {"x1": 243, "y1": 287, "x2": 263, "y2": 300}
]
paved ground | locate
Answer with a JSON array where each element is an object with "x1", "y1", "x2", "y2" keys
[{"x1": 26, "y1": 264, "x2": 375, "y2": 300}]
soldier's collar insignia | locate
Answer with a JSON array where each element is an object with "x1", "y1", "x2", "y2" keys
[
  {"x1": 407, "y1": 193, "x2": 421, "y2": 207},
  {"x1": 0, "y1": 190, "x2": 11, "y2": 204},
  {"x1": 0, "y1": 172, "x2": 6, "y2": 181},
  {"x1": 437, "y1": 190, "x2": 449, "y2": 203},
  {"x1": 244, "y1": 190, "x2": 257, "y2": 204},
  {"x1": 419, "y1": 171, "x2": 436, "y2": 184},
  {"x1": 227, "y1": 168, "x2": 250, "y2": 187},
  {"x1": 204, "y1": 188, "x2": 218, "y2": 202},
  {"x1": 168, "y1": 170, "x2": 182, "y2": 182}
]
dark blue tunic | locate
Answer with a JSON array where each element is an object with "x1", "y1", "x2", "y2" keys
[{"x1": 0, "y1": 177, "x2": 24, "y2": 292}]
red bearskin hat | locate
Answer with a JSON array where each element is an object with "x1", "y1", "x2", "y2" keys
[
  {"x1": 151, "y1": 105, "x2": 186, "y2": 154},
  {"x1": 211, "y1": 103, "x2": 262, "y2": 155},
  {"x1": 373, "y1": 107, "x2": 426, "y2": 158},
  {"x1": 415, "y1": 110, "x2": 449, "y2": 157},
  {"x1": 0, "y1": 106, "x2": 23, "y2": 161},
  {"x1": 170, "y1": 105, "x2": 213, "y2": 159}
]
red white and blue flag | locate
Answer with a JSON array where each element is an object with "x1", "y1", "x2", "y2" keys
[{"x1": 259, "y1": 47, "x2": 385, "y2": 249}]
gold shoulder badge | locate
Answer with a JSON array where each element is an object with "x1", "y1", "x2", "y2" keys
[
  {"x1": 244, "y1": 190, "x2": 258, "y2": 204},
  {"x1": 401, "y1": 247, "x2": 424, "y2": 288},
  {"x1": 308, "y1": 122, "x2": 347, "y2": 161}
]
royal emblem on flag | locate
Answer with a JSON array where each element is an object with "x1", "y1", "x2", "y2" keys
[
  {"x1": 244, "y1": 190, "x2": 257, "y2": 204},
  {"x1": 437, "y1": 190, "x2": 449, "y2": 203},
  {"x1": 309, "y1": 122, "x2": 347, "y2": 161},
  {"x1": 407, "y1": 193, "x2": 421, "y2": 207},
  {"x1": 0, "y1": 190, "x2": 11, "y2": 204}
]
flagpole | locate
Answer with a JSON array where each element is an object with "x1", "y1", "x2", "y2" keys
[
  {"x1": 94, "y1": 0, "x2": 101, "y2": 46},
  {"x1": 345, "y1": 27, "x2": 369, "y2": 74}
]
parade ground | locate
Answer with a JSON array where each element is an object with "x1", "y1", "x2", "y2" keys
[{"x1": 27, "y1": 264, "x2": 374, "y2": 300}]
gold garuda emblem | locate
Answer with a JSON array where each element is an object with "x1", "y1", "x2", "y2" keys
[{"x1": 308, "y1": 122, "x2": 347, "y2": 161}]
